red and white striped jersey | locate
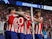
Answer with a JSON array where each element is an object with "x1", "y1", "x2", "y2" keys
[
  {"x1": 13, "y1": 18, "x2": 18, "y2": 33},
  {"x1": 38, "y1": 17, "x2": 43, "y2": 34},
  {"x1": 25, "y1": 15, "x2": 31, "y2": 28},
  {"x1": 25, "y1": 15, "x2": 32, "y2": 34},
  {"x1": 18, "y1": 17, "x2": 24, "y2": 33},
  {"x1": 7, "y1": 14, "x2": 18, "y2": 31},
  {"x1": 18, "y1": 17, "x2": 24, "y2": 27}
]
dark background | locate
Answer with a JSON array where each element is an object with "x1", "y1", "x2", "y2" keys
[{"x1": 0, "y1": 0, "x2": 52, "y2": 6}]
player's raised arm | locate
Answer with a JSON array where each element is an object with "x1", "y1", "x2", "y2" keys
[
  {"x1": 33, "y1": 17, "x2": 40, "y2": 22},
  {"x1": 16, "y1": 7, "x2": 26, "y2": 17},
  {"x1": 34, "y1": 17, "x2": 43, "y2": 23},
  {"x1": 16, "y1": 11, "x2": 30, "y2": 20},
  {"x1": 16, "y1": 11, "x2": 25, "y2": 17},
  {"x1": 33, "y1": 10, "x2": 43, "y2": 23}
]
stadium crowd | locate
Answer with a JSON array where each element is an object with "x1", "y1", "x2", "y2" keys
[{"x1": 0, "y1": 4, "x2": 52, "y2": 39}]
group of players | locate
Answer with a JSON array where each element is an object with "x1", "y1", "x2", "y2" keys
[{"x1": 5, "y1": 7, "x2": 43, "y2": 39}]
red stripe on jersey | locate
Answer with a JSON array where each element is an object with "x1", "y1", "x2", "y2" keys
[
  {"x1": 25, "y1": 15, "x2": 31, "y2": 34},
  {"x1": 26, "y1": 15, "x2": 31, "y2": 28},
  {"x1": 8, "y1": 14, "x2": 16, "y2": 31},
  {"x1": 26, "y1": 20, "x2": 31, "y2": 28},
  {"x1": 8, "y1": 15, "x2": 15, "y2": 24},
  {"x1": 39, "y1": 23, "x2": 43, "y2": 32}
]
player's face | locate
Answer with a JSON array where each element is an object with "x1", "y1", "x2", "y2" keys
[
  {"x1": 11, "y1": 9, "x2": 16, "y2": 14},
  {"x1": 37, "y1": 12, "x2": 41, "y2": 17}
]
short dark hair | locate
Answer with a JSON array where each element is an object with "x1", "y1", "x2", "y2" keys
[
  {"x1": 8, "y1": 7, "x2": 16, "y2": 13},
  {"x1": 34, "y1": 10, "x2": 41, "y2": 15}
]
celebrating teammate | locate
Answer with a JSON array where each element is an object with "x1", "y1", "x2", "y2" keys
[
  {"x1": 24, "y1": 10, "x2": 32, "y2": 39},
  {"x1": 6, "y1": 7, "x2": 18, "y2": 39},
  {"x1": 34, "y1": 10, "x2": 43, "y2": 39}
]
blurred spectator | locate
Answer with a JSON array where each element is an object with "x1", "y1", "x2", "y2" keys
[
  {"x1": 42, "y1": 27, "x2": 47, "y2": 39},
  {"x1": 0, "y1": 18, "x2": 5, "y2": 35},
  {"x1": 47, "y1": 28, "x2": 51, "y2": 39}
]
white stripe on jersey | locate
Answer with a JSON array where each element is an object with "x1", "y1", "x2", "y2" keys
[{"x1": 12, "y1": 18, "x2": 18, "y2": 32}]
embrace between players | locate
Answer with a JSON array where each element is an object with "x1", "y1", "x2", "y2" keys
[{"x1": 6, "y1": 7, "x2": 43, "y2": 39}]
